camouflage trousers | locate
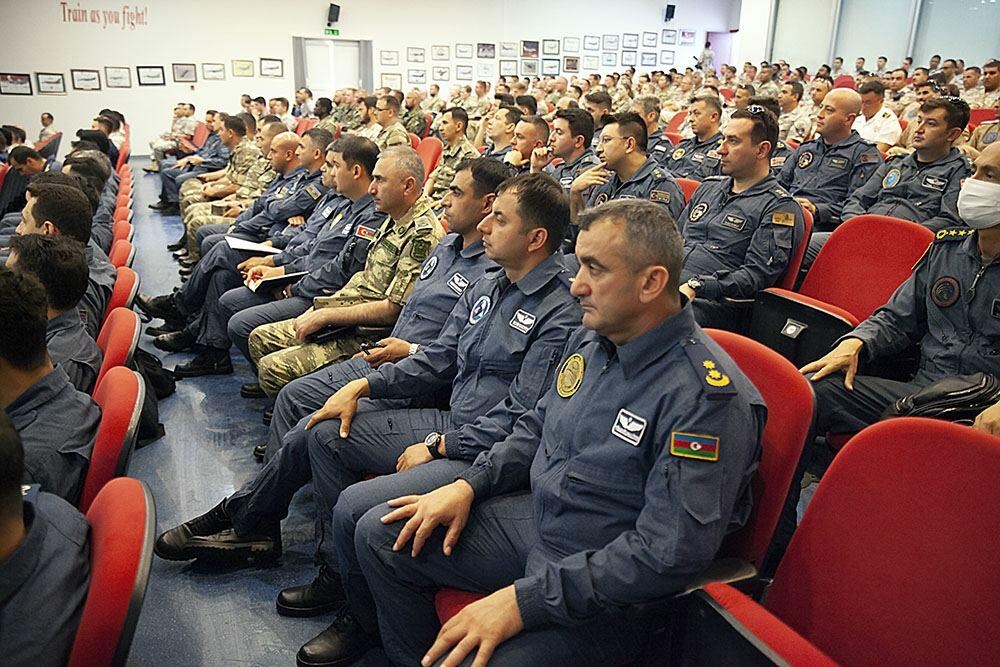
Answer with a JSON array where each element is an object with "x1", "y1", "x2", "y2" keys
[
  {"x1": 179, "y1": 178, "x2": 206, "y2": 215},
  {"x1": 248, "y1": 310, "x2": 363, "y2": 397},
  {"x1": 183, "y1": 202, "x2": 232, "y2": 260}
]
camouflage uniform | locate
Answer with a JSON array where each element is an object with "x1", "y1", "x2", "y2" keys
[
  {"x1": 777, "y1": 105, "x2": 812, "y2": 144},
  {"x1": 374, "y1": 121, "x2": 412, "y2": 150},
  {"x1": 315, "y1": 115, "x2": 340, "y2": 135},
  {"x1": 968, "y1": 120, "x2": 999, "y2": 153},
  {"x1": 338, "y1": 105, "x2": 362, "y2": 131},
  {"x1": 249, "y1": 195, "x2": 446, "y2": 395},
  {"x1": 402, "y1": 107, "x2": 428, "y2": 138},
  {"x1": 427, "y1": 138, "x2": 479, "y2": 207},
  {"x1": 182, "y1": 154, "x2": 276, "y2": 259},
  {"x1": 178, "y1": 137, "x2": 261, "y2": 215}
]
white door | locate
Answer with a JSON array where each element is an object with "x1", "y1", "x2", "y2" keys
[{"x1": 303, "y1": 38, "x2": 361, "y2": 94}]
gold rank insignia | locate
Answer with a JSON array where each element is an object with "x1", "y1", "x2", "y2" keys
[
  {"x1": 771, "y1": 211, "x2": 795, "y2": 227},
  {"x1": 702, "y1": 360, "x2": 730, "y2": 387},
  {"x1": 557, "y1": 353, "x2": 585, "y2": 398},
  {"x1": 671, "y1": 147, "x2": 685, "y2": 161}
]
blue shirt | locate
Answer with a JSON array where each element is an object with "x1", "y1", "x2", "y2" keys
[
  {"x1": 46, "y1": 309, "x2": 103, "y2": 394},
  {"x1": 588, "y1": 156, "x2": 685, "y2": 222},
  {"x1": 665, "y1": 131, "x2": 724, "y2": 180}
]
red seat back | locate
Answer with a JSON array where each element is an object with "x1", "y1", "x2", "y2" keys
[
  {"x1": 68, "y1": 477, "x2": 155, "y2": 667},
  {"x1": 191, "y1": 122, "x2": 209, "y2": 147},
  {"x1": 78, "y1": 367, "x2": 145, "y2": 511},
  {"x1": 95, "y1": 308, "x2": 140, "y2": 389},
  {"x1": 677, "y1": 177, "x2": 700, "y2": 203},
  {"x1": 112, "y1": 219, "x2": 133, "y2": 243},
  {"x1": 0, "y1": 163, "x2": 7, "y2": 191},
  {"x1": 720, "y1": 88, "x2": 734, "y2": 101},
  {"x1": 665, "y1": 131, "x2": 684, "y2": 145},
  {"x1": 800, "y1": 214, "x2": 933, "y2": 322},
  {"x1": 104, "y1": 267, "x2": 140, "y2": 322},
  {"x1": 295, "y1": 117, "x2": 312, "y2": 136},
  {"x1": 421, "y1": 114, "x2": 434, "y2": 139},
  {"x1": 833, "y1": 75, "x2": 856, "y2": 89},
  {"x1": 416, "y1": 137, "x2": 444, "y2": 178},
  {"x1": 705, "y1": 330, "x2": 814, "y2": 569},
  {"x1": 109, "y1": 239, "x2": 135, "y2": 268},
  {"x1": 968, "y1": 107, "x2": 996, "y2": 132},
  {"x1": 665, "y1": 110, "x2": 688, "y2": 133},
  {"x1": 765, "y1": 418, "x2": 1000, "y2": 665},
  {"x1": 898, "y1": 118, "x2": 908, "y2": 132},
  {"x1": 408, "y1": 132, "x2": 420, "y2": 150},
  {"x1": 35, "y1": 130, "x2": 63, "y2": 159},
  {"x1": 113, "y1": 206, "x2": 132, "y2": 223},
  {"x1": 773, "y1": 207, "x2": 813, "y2": 291},
  {"x1": 116, "y1": 141, "x2": 130, "y2": 171}
]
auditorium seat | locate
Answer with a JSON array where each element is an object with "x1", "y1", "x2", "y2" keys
[
  {"x1": 67, "y1": 477, "x2": 155, "y2": 667},
  {"x1": 421, "y1": 114, "x2": 434, "y2": 139},
  {"x1": 833, "y1": 75, "x2": 856, "y2": 89},
  {"x1": 677, "y1": 177, "x2": 700, "y2": 203},
  {"x1": 114, "y1": 206, "x2": 133, "y2": 224},
  {"x1": 408, "y1": 133, "x2": 420, "y2": 150},
  {"x1": 112, "y1": 220, "x2": 133, "y2": 243},
  {"x1": 665, "y1": 131, "x2": 684, "y2": 145},
  {"x1": 968, "y1": 108, "x2": 995, "y2": 131},
  {"x1": 179, "y1": 122, "x2": 208, "y2": 153},
  {"x1": 35, "y1": 130, "x2": 63, "y2": 159},
  {"x1": 294, "y1": 117, "x2": 312, "y2": 136},
  {"x1": 665, "y1": 110, "x2": 688, "y2": 133},
  {"x1": 747, "y1": 214, "x2": 932, "y2": 366},
  {"x1": 416, "y1": 137, "x2": 443, "y2": 178},
  {"x1": 720, "y1": 89, "x2": 734, "y2": 102},
  {"x1": 436, "y1": 329, "x2": 815, "y2": 624},
  {"x1": 79, "y1": 367, "x2": 145, "y2": 511},
  {"x1": 104, "y1": 266, "x2": 140, "y2": 322},
  {"x1": 677, "y1": 418, "x2": 1000, "y2": 666},
  {"x1": 109, "y1": 239, "x2": 136, "y2": 268},
  {"x1": 95, "y1": 307, "x2": 140, "y2": 389}
]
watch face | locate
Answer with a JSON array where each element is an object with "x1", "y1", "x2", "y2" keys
[{"x1": 424, "y1": 432, "x2": 440, "y2": 446}]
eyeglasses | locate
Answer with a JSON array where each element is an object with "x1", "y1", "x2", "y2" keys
[{"x1": 745, "y1": 104, "x2": 768, "y2": 115}]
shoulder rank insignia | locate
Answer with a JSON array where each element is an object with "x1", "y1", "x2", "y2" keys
[
  {"x1": 649, "y1": 189, "x2": 671, "y2": 203},
  {"x1": 410, "y1": 238, "x2": 431, "y2": 260},
  {"x1": 702, "y1": 360, "x2": 730, "y2": 387},
  {"x1": 557, "y1": 353, "x2": 585, "y2": 398},
  {"x1": 771, "y1": 211, "x2": 796, "y2": 227},
  {"x1": 670, "y1": 432, "x2": 719, "y2": 462},
  {"x1": 934, "y1": 227, "x2": 975, "y2": 242}
]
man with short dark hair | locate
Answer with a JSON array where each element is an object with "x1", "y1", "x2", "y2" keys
[
  {"x1": 7, "y1": 146, "x2": 61, "y2": 178},
  {"x1": 294, "y1": 87, "x2": 315, "y2": 118},
  {"x1": 842, "y1": 97, "x2": 972, "y2": 232},
  {"x1": 0, "y1": 413, "x2": 91, "y2": 666},
  {"x1": 177, "y1": 114, "x2": 261, "y2": 216},
  {"x1": 151, "y1": 111, "x2": 230, "y2": 215},
  {"x1": 665, "y1": 96, "x2": 725, "y2": 179},
  {"x1": 630, "y1": 95, "x2": 674, "y2": 163},
  {"x1": 270, "y1": 97, "x2": 297, "y2": 131},
  {"x1": 424, "y1": 108, "x2": 479, "y2": 208},
  {"x1": 38, "y1": 112, "x2": 56, "y2": 142},
  {"x1": 571, "y1": 112, "x2": 684, "y2": 223},
  {"x1": 583, "y1": 90, "x2": 613, "y2": 149},
  {"x1": 679, "y1": 107, "x2": 805, "y2": 329},
  {"x1": 370, "y1": 96, "x2": 410, "y2": 151},
  {"x1": 6, "y1": 235, "x2": 101, "y2": 393},
  {"x1": 16, "y1": 183, "x2": 114, "y2": 339},
  {"x1": 0, "y1": 268, "x2": 99, "y2": 504},
  {"x1": 853, "y1": 80, "x2": 902, "y2": 152},
  {"x1": 530, "y1": 107, "x2": 600, "y2": 194},
  {"x1": 504, "y1": 115, "x2": 549, "y2": 173},
  {"x1": 884, "y1": 68, "x2": 915, "y2": 116},
  {"x1": 982, "y1": 60, "x2": 1000, "y2": 108},
  {"x1": 478, "y1": 106, "x2": 522, "y2": 160},
  {"x1": 777, "y1": 81, "x2": 811, "y2": 143}
]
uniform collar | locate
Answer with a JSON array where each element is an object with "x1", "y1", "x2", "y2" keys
[
  {"x1": 902, "y1": 147, "x2": 963, "y2": 169},
  {"x1": 393, "y1": 195, "x2": 433, "y2": 228},
  {"x1": 0, "y1": 501, "x2": 45, "y2": 606},
  {"x1": 461, "y1": 237, "x2": 486, "y2": 259},
  {"x1": 691, "y1": 131, "x2": 723, "y2": 148},
  {"x1": 348, "y1": 193, "x2": 375, "y2": 216},
  {"x1": 615, "y1": 156, "x2": 660, "y2": 187},
  {"x1": 5, "y1": 367, "x2": 70, "y2": 419},
  {"x1": 605, "y1": 300, "x2": 699, "y2": 380},
  {"x1": 719, "y1": 173, "x2": 777, "y2": 197},
  {"x1": 46, "y1": 310, "x2": 84, "y2": 337},
  {"x1": 565, "y1": 149, "x2": 598, "y2": 169},
  {"x1": 511, "y1": 251, "x2": 571, "y2": 296}
]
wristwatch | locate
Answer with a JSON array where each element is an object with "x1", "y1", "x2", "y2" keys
[
  {"x1": 685, "y1": 278, "x2": 702, "y2": 293},
  {"x1": 424, "y1": 432, "x2": 446, "y2": 459},
  {"x1": 408, "y1": 343, "x2": 420, "y2": 356}
]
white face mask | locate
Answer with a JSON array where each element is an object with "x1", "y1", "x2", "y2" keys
[{"x1": 957, "y1": 178, "x2": 1000, "y2": 230}]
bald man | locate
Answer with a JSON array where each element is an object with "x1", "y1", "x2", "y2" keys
[{"x1": 779, "y1": 88, "x2": 884, "y2": 233}]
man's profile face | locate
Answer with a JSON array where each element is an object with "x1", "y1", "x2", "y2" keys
[
  {"x1": 369, "y1": 159, "x2": 409, "y2": 214},
  {"x1": 477, "y1": 188, "x2": 534, "y2": 267},
  {"x1": 912, "y1": 108, "x2": 955, "y2": 151}
]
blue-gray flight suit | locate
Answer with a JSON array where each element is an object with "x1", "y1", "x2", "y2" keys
[
  {"x1": 5, "y1": 367, "x2": 101, "y2": 504},
  {"x1": 813, "y1": 228, "x2": 1000, "y2": 436},
  {"x1": 81, "y1": 239, "x2": 116, "y2": 339},
  {"x1": 587, "y1": 156, "x2": 685, "y2": 222},
  {"x1": 664, "y1": 131, "x2": 724, "y2": 180},
  {"x1": 159, "y1": 132, "x2": 229, "y2": 204},
  {"x1": 46, "y1": 309, "x2": 103, "y2": 394},
  {"x1": 348, "y1": 303, "x2": 766, "y2": 666},
  {"x1": 679, "y1": 174, "x2": 805, "y2": 329},
  {"x1": 544, "y1": 149, "x2": 602, "y2": 194},
  {"x1": 221, "y1": 193, "x2": 386, "y2": 361},
  {"x1": 647, "y1": 128, "x2": 675, "y2": 164}
]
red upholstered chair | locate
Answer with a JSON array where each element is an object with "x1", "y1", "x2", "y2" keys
[
  {"x1": 109, "y1": 239, "x2": 135, "y2": 268},
  {"x1": 95, "y1": 308, "x2": 140, "y2": 390},
  {"x1": 408, "y1": 133, "x2": 421, "y2": 150},
  {"x1": 748, "y1": 214, "x2": 933, "y2": 366},
  {"x1": 773, "y1": 207, "x2": 813, "y2": 291},
  {"x1": 112, "y1": 219, "x2": 133, "y2": 243},
  {"x1": 103, "y1": 267, "x2": 140, "y2": 322},
  {"x1": 116, "y1": 141, "x2": 130, "y2": 171},
  {"x1": 679, "y1": 419, "x2": 1000, "y2": 666},
  {"x1": 665, "y1": 110, "x2": 688, "y2": 133},
  {"x1": 898, "y1": 118, "x2": 908, "y2": 132},
  {"x1": 115, "y1": 193, "x2": 131, "y2": 210},
  {"x1": 421, "y1": 114, "x2": 434, "y2": 139},
  {"x1": 192, "y1": 121, "x2": 209, "y2": 147},
  {"x1": 720, "y1": 88, "x2": 734, "y2": 102},
  {"x1": 832, "y1": 75, "x2": 856, "y2": 89},
  {"x1": 0, "y1": 163, "x2": 8, "y2": 190},
  {"x1": 665, "y1": 131, "x2": 684, "y2": 145},
  {"x1": 295, "y1": 117, "x2": 312, "y2": 136},
  {"x1": 677, "y1": 177, "x2": 701, "y2": 203},
  {"x1": 35, "y1": 130, "x2": 63, "y2": 159},
  {"x1": 67, "y1": 477, "x2": 155, "y2": 667},
  {"x1": 416, "y1": 137, "x2": 444, "y2": 178},
  {"x1": 436, "y1": 330, "x2": 815, "y2": 624},
  {"x1": 968, "y1": 107, "x2": 996, "y2": 132},
  {"x1": 78, "y1": 367, "x2": 145, "y2": 511},
  {"x1": 113, "y1": 206, "x2": 133, "y2": 223}
]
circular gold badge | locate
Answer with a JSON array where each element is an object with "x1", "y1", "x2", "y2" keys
[{"x1": 557, "y1": 353, "x2": 585, "y2": 398}]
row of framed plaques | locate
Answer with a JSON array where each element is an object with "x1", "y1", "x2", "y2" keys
[{"x1": 0, "y1": 59, "x2": 285, "y2": 95}]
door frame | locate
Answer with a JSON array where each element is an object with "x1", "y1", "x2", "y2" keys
[{"x1": 292, "y1": 36, "x2": 373, "y2": 93}]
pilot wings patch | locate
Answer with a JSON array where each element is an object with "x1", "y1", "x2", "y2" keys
[{"x1": 611, "y1": 409, "x2": 647, "y2": 446}]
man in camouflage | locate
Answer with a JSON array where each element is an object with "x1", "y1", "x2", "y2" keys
[
  {"x1": 401, "y1": 90, "x2": 428, "y2": 138},
  {"x1": 423, "y1": 107, "x2": 479, "y2": 209},
  {"x1": 247, "y1": 146, "x2": 446, "y2": 396},
  {"x1": 177, "y1": 114, "x2": 261, "y2": 216},
  {"x1": 370, "y1": 95, "x2": 411, "y2": 151}
]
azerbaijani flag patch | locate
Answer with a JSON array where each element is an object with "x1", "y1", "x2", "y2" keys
[
  {"x1": 305, "y1": 185, "x2": 321, "y2": 200},
  {"x1": 669, "y1": 432, "x2": 719, "y2": 462}
]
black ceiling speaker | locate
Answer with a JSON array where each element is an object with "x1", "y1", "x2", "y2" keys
[
  {"x1": 665, "y1": 4, "x2": 676, "y2": 21},
  {"x1": 328, "y1": 3, "x2": 340, "y2": 23}
]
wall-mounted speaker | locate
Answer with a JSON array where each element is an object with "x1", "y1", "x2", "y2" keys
[
  {"x1": 328, "y1": 3, "x2": 340, "y2": 23},
  {"x1": 665, "y1": 4, "x2": 676, "y2": 21}
]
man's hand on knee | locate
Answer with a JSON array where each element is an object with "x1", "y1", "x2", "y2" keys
[
  {"x1": 422, "y1": 586, "x2": 524, "y2": 667},
  {"x1": 305, "y1": 378, "x2": 370, "y2": 435},
  {"x1": 800, "y1": 338, "x2": 864, "y2": 390},
  {"x1": 382, "y1": 480, "x2": 474, "y2": 557}
]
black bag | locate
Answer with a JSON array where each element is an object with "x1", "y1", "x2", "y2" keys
[
  {"x1": 132, "y1": 347, "x2": 176, "y2": 447},
  {"x1": 882, "y1": 373, "x2": 1000, "y2": 424}
]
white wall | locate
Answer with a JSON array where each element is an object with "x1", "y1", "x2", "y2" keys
[
  {"x1": 771, "y1": 0, "x2": 837, "y2": 70},
  {"x1": 1, "y1": 0, "x2": 740, "y2": 155},
  {"x1": 732, "y1": 0, "x2": 774, "y2": 65}
]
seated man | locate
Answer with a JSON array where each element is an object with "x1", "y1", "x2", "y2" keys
[
  {"x1": 664, "y1": 95, "x2": 725, "y2": 179},
  {"x1": 802, "y1": 142, "x2": 1000, "y2": 441},
  {"x1": 779, "y1": 88, "x2": 883, "y2": 250},
  {"x1": 423, "y1": 107, "x2": 479, "y2": 209},
  {"x1": 150, "y1": 111, "x2": 230, "y2": 215},
  {"x1": 630, "y1": 95, "x2": 674, "y2": 163},
  {"x1": 369, "y1": 95, "x2": 411, "y2": 151},
  {"x1": 852, "y1": 81, "x2": 902, "y2": 153},
  {"x1": 583, "y1": 90, "x2": 613, "y2": 149},
  {"x1": 570, "y1": 112, "x2": 685, "y2": 224},
  {"x1": 0, "y1": 415, "x2": 90, "y2": 666},
  {"x1": 777, "y1": 81, "x2": 812, "y2": 144},
  {"x1": 0, "y1": 268, "x2": 100, "y2": 504},
  {"x1": 249, "y1": 158, "x2": 505, "y2": 463},
  {"x1": 476, "y1": 106, "x2": 522, "y2": 161},
  {"x1": 177, "y1": 113, "x2": 260, "y2": 217},
  {"x1": 529, "y1": 107, "x2": 600, "y2": 194},
  {"x1": 841, "y1": 97, "x2": 972, "y2": 232},
  {"x1": 57, "y1": 152, "x2": 116, "y2": 253},
  {"x1": 15, "y1": 182, "x2": 114, "y2": 340},
  {"x1": 7, "y1": 146, "x2": 62, "y2": 179},
  {"x1": 38, "y1": 111, "x2": 57, "y2": 142},
  {"x1": 330, "y1": 199, "x2": 765, "y2": 666},
  {"x1": 502, "y1": 115, "x2": 549, "y2": 174},
  {"x1": 270, "y1": 97, "x2": 298, "y2": 131},
  {"x1": 246, "y1": 147, "x2": 446, "y2": 396},
  {"x1": 679, "y1": 107, "x2": 805, "y2": 330},
  {"x1": 146, "y1": 103, "x2": 198, "y2": 173},
  {"x1": 6, "y1": 235, "x2": 102, "y2": 394}
]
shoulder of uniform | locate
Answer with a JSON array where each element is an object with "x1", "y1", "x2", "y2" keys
[
  {"x1": 413, "y1": 210, "x2": 440, "y2": 231},
  {"x1": 772, "y1": 184, "x2": 792, "y2": 199},
  {"x1": 933, "y1": 227, "x2": 975, "y2": 243},
  {"x1": 682, "y1": 337, "x2": 738, "y2": 398},
  {"x1": 702, "y1": 175, "x2": 727, "y2": 183}
]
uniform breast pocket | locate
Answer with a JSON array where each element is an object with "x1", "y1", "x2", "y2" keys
[
  {"x1": 366, "y1": 241, "x2": 399, "y2": 270},
  {"x1": 478, "y1": 356, "x2": 522, "y2": 381}
]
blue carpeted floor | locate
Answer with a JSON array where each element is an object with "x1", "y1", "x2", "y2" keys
[{"x1": 125, "y1": 159, "x2": 339, "y2": 666}]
